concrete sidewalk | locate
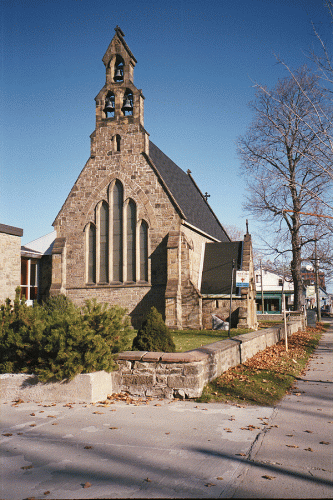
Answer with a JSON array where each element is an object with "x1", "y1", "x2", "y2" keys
[
  {"x1": 0, "y1": 322, "x2": 332, "y2": 499},
  {"x1": 1, "y1": 397, "x2": 275, "y2": 499},
  {"x1": 233, "y1": 320, "x2": 333, "y2": 498}
]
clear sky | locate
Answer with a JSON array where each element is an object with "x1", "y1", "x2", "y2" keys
[{"x1": 1, "y1": 1, "x2": 331, "y2": 262}]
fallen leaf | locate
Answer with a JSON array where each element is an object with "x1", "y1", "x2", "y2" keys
[
  {"x1": 236, "y1": 453, "x2": 246, "y2": 456},
  {"x1": 47, "y1": 415, "x2": 57, "y2": 418},
  {"x1": 262, "y1": 475, "x2": 276, "y2": 480},
  {"x1": 317, "y1": 409, "x2": 323, "y2": 411},
  {"x1": 21, "y1": 465, "x2": 33, "y2": 470},
  {"x1": 304, "y1": 430, "x2": 313, "y2": 433},
  {"x1": 84, "y1": 446, "x2": 93, "y2": 449},
  {"x1": 217, "y1": 476, "x2": 224, "y2": 480},
  {"x1": 205, "y1": 483, "x2": 216, "y2": 487},
  {"x1": 145, "y1": 478, "x2": 152, "y2": 482},
  {"x1": 43, "y1": 491, "x2": 50, "y2": 496},
  {"x1": 109, "y1": 427, "x2": 118, "y2": 430},
  {"x1": 154, "y1": 404, "x2": 161, "y2": 407},
  {"x1": 12, "y1": 398, "x2": 24, "y2": 405},
  {"x1": 30, "y1": 424, "x2": 36, "y2": 427},
  {"x1": 286, "y1": 434, "x2": 294, "y2": 437},
  {"x1": 304, "y1": 447, "x2": 314, "y2": 452},
  {"x1": 165, "y1": 432, "x2": 170, "y2": 435},
  {"x1": 17, "y1": 432, "x2": 23, "y2": 435},
  {"x1": 93, "y1": 411, "x2": 104, "y2": 415},
  {"x1": 83, "y1": 482, "x2": 92, "y2": 488},
  {"x1": 2, "y1": 433, "x2": 13, "y2": 437},
  {"x1": 286, "y1": 445, "x2": 299, "y2": 448},
  {"x1": 30, "y1": 413, "x2": 35, "y2": 416},
  {"x1": 319, "y1": 441, "x2": 330, "y2": 445}
]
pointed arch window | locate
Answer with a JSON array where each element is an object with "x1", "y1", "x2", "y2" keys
[
  {"x1": 113, "y1": 181, "x2": 123, "y2": 282},
  {"x1": 140, "y1": 221, "x2": 148, "y2": 282},
  {"x1": 88, "y1": 224, "x2": 96, "y2": 283},
  {"x1": 85, "y1": 179, "x2": 149, "y2": 285},
  {"x1": 127, "y1": 200, "x2": 136, "y2": 282},
  {"x1": 99, "y1": 202, "x2": 109, "y2": 282}
]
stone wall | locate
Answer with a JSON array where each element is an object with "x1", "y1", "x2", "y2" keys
[
  {"x1": 0, "y1": 224, "x2": 23, "y2": 304},
  {"x1": 116, "y1": 314, "x2": 303, "y2": 399},
  {"x1": 0, "y1": 315, "x2": 304, "y2": 403}
]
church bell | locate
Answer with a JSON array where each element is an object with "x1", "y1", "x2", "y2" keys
[
  {"x1": 104, "y1": 97, "x2": 115, "y2": 113},
  {"x1": 114, "y1": 68, "x2": 123, "y2": 81},
  {"x1": 122, "y1": 97, "x2": 133, "y2": 112}
]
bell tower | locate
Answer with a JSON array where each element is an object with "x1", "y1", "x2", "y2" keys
[{"x1": 94, "y1": 26, "x2": 145, "y2": 128}]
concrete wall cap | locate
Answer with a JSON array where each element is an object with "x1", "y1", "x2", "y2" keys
[
  {"x1": 142, "y1": 352, "x2": 164, "y2": 362},
  {"x1": 161, "y1": 351, "x2": 208, "y2": 363},
  {"x1": 117, "y1": 351, "x2": 148, "y2": 361}
]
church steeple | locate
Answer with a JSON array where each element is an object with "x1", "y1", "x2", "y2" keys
[{"x1": 94, "y1": 27, "x2": 144, "y2": 127}]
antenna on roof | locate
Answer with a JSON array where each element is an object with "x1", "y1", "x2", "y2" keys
[
  {"x1": 204, "y1": 192, "x2": 210, "y2": 201},
  {"x1": 246, "y1": 219, "x2": 249, "y2": 234}
]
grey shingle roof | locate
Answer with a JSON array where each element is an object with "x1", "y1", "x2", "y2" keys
[
  {"x1": 148, "y1": 141, "x2": 230, "y2": 242},
  {"x1": 201, "y1": 241, "x2": 243, "y2": 294}
]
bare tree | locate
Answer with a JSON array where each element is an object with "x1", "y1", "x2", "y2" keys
[
  {"x1": 238, "y1": 68, "x2": 332, "y2": 310},
  {"x1": 224, "y1": 224, "x2": 244, "y2": 241},
  {"x1": 272, "y1": 1, "x2": 333, "y2": 191}
]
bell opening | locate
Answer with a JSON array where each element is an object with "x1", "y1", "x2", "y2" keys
[
  {"x1": 104, "y1": 93, "x2": 115, "y2": 118},
  {"x1": 122, "y1": 91, "x2": 133, "y2": 116},
  {"x1": 114, "y1": 56, "x2": 124, "y2": 82}
]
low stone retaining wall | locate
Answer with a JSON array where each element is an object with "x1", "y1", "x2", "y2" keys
[
  {"x1": 0, "y1": 315, "x2": 304, "y2": 403},
  {"x1": 117, "y1": 316, "x2": 303, "y2": 399}
]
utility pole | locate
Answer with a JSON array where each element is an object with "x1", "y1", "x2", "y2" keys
[
  {"x1": 314, "y1": 239, "x2": 321, "y2": 322},
  {"x1": 228, "y1": 259, "x2": 235, "y2": 338},
  {"x1": 260, "y1": 260, "x2": 264, "y2": 314},
  {"x1": 282, "y1": 263, "x2": 288, "y2": 351}
]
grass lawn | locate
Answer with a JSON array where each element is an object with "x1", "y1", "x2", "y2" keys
[
  {"x1": 125, "y1": 327, "x2": 253, "y2": 353},
  {"x1": 171, "y1": 328, "x2": 253, "y2": 352},
  {"x1": 196, "y1": 323, "x2": 328, "y2": 406}
]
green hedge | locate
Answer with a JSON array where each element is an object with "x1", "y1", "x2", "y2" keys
[
  {"x1": 132, "y1": 306, "x2": 176, "y2": 352},
  {"x1": 0, "y1": 289, "x2": 132, "y2": 382}
]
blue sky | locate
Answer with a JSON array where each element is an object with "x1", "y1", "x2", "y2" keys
[{"x1": 1, "y1": 1, "x2": 331, "y2": 254}]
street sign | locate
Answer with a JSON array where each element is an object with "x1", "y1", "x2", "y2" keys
[{"x1": 236, "y1": 271, "x2": 249, "y2": 287}]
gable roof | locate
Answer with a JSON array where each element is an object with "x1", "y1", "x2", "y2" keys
[
  {"x1": 201, "y1": 241, "x2": 243, "y2": 295},
  {"x1": 148, "y1": 141, "x2": 230, "y2": 242}
]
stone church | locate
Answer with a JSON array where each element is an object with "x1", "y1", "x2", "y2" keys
[{"x1": 50, "y1": 27, "x2": 257, "y2": 330}]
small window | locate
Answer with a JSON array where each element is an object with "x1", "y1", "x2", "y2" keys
[
  {"x1": 88, "y1": 224, "x2": 96, "y2": 283},
  {"x1": 116, "y1": 135, "x2": 121, "y2": 151},
  {"x1": 21, "y1": 258, "x2": 38, "y2": 302},
  {"x1": 140, "y1": 221, "x2": 148, "y2": 282}
]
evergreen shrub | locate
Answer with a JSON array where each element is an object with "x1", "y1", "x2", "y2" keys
[
  {"x1": 0, "y1": 289, "x2": 132, "y2": 382},
  {"x1": 132, "y1": 306, "x2": 176, "y2": 352}
]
